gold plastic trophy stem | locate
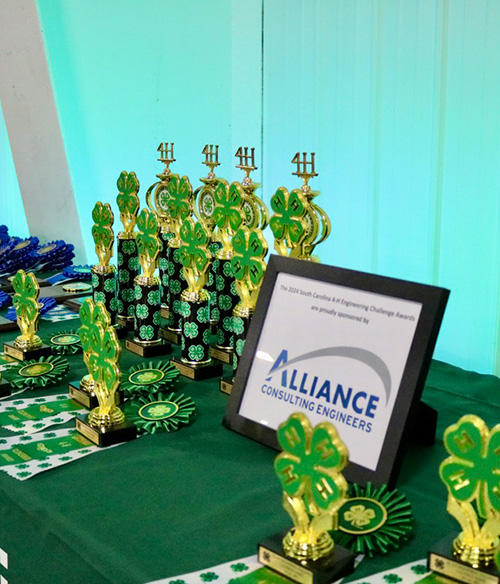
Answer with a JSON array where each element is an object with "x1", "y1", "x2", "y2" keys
[{"x1": 14, "y1": 313, "x2": 42, "y2": 350}]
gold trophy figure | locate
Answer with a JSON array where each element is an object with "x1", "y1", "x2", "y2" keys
[
  {"x1": 170, "y1": 217, "x2": 223, "y2": 380},
  {"x1": 235, "y1": 146, "x2": 269, "y2": 232},
  {"x1": 3, "y1": 270, "x2": 51, "y2": 361},
  {"x1": 76, "y1": 299, "x2": 136, "y2": 446},
  {"x1": 68, "y1": 297, "x2": 121, "y2": 409},
  {"x1": 125, "y1": 209, "x2": 171, "y2": 357},
  {"x1": 270, "y1": 153, "x2": 331, "y2": 262},
  {"x1": 146, "y1": 142, "x2": 177, "y2": 318},
  {"x1": 429, "y1": 415, "x2": 500, "y2": 583},
  {"x1": 91, "y1": 202, "x2": 121, "y2": 332},
  {"x1": 259, "y1": 413, "x2": 355, "y2": 583},
  {"x1": 219, "y1": 226, "x2": 267, "y2": 395},
  {"x1": 116, "y1": 171, "x2": 140, "y2": 329}
]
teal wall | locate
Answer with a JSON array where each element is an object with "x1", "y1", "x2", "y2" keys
[{"x1": 4, "y1": 0, "x2": 500, "y2": 375}]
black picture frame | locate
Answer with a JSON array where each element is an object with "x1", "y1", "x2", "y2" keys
[{"x1": 223, "y1": 255, "x2": 449, "y2": 487}]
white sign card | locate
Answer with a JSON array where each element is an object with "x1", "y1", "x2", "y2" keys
[{"x1": 224, "y1": 256, "x2": 449, "y2": 486}]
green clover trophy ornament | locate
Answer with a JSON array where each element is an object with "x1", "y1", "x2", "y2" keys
[
  {"x1": 160, "y1": 173, "x2": 194, "y2": 346},
  {"x1": 91, "y1": 202, "x2": 120, "y2": 329},
  {"x1": 219, "y1": 226, "x2": 267, "y2": 395},
  {"x1": 145, "y1": 142, "x2": 177, "y2": 318},
  {"x1": 116, "y1": 170, "x2": 140, "y2": 330},
  {"x1": 258, "y1": 413, "x2": 355, "y2": 584},
  {"x1": 68, "y1": 298, "x2": 122, "y2": 409},
  {"x1": 428, "y1": 415, "x2": 500, "y2": 583},
  {"x1": 3, "y1": 270, "x2": 52, "y2": 361},
  {"x1": 193, "y1": 145, "x2": 225, "y2": 328},
  {"x1": 270, "y1": 153, "x2": 330, "y2": 262},
  {"x1": 75, "y1": 299, "x2": 136, "y2": 446},
  {"x1": 125, "y1": 209, "x2": 172, "y2": 358},
  {"x1": 170, "y1": 217, "x2": 223, "y2": 380}
]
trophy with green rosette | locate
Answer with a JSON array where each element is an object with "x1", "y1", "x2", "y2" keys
[
  {"x1": 194, "y1": 145, "x2": 224, "y2": 327},
  {"x1": 259, "y1": 413, "x2": 355, "y2": 584},
  {"x1": 125, "y1": 209, "x2": 171, "y2": 357},
  {"x1": 68, "y1": 298, "x2": 121, "y2": 409},
  {"x1": 209, "y1": 179, "x2": 243, "y2": 364},
  {"x1": 160, "y1": 174, "x2": 194, "y2": 345},
  {"x1": 428, "y1": 415, "x2": 500, "y2": 583},
  {"x1": 4, "y1": 270, "x2": 51, "y2": 361},
  {"x1": 145, "y1": 142, "x2": 177, "y2": 319},
  {"x1": 116, "y1": 170, "x2": 140, "y2": 330},
  {"x1": 91, "y1": 202, "x2": 121, "y2": 333},
  {"x1": 219, "y1": 226, "x2": 267, "y2": 395},
  {"x1": 76, "y1": 299, "x2": 136, "y2": 446},
  {"x1": 170, "y1": 217, "x2": 222, "y2": 380},
  {"x1": 270, "y1": 153, "x2": 330, "y2": 262}
]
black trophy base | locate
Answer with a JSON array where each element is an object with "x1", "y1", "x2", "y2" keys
[
  {"x1": 219, "y1": 377, "x2": 234, "y2": 395},
  {"x1": 75, "y1": 416, "x2": 137, "y2": 447},
  {"x1": 209, "y1": 346, "x2": 233, "y2": 364},
  {"x1": 160, "y1": 327, "x2": 181, "y2": 345},
  {"x1": 63, "y1": 296, "x2": 91, "y2": 312},
  {"x1": 171, "y1": 357, "x2": 223, "y2": 380},
  {"x1": 0, "y1": 379, "x2": 11, "y2": 398},
  {"x1": 125, "y1": 338, "x2": 172, "y2": 357},
  {"x1": 428, "y1": 533, "x2": 500, "y2": 584},
  {"x1": 116, "y1": 315, "x2": 135, "y2": 331},
  {"x1": 113, "y1": 325, "x2": 128, "y2": 339},
  {"x1": 160, "y1": 306, "x2": 170, "y2": 320},
  {"x1": 68, "y1": 380, "x2": 122, "y2": 410},
  {"x1": 0, "y1": 316, "x2": 17, "y2": 333},
  {"x1": 258, "y1": 533, "x2": 355, "y2": 584},
  {"x1": 3, "y1": 341, "x2": 52, "y2": 362}
]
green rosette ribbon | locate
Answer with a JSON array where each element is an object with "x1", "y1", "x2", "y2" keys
[
  {"x1": 332, "y1": 482, "x2": 413, "y2": 557},
  {"x1": 2, "y1": 355, "x2": 70, "y2": 389},
  {"x1": 120, "y1": 361, "x2": 179, "y2": 398},
  {"x1": 123, "y1": 391, "x2": 195, "y2": 434},
  {"x1": 46, "y1": 330, "x2": 82, "y2": 355}
]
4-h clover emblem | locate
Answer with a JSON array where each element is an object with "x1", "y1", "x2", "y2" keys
[
  {"x1": 11, "y1": 270, "x2": 42, "y2": 345},
  {"x1": 275, "y1": 412, "x2": 349, "y2": 562},
  {"x1": 213, "y1": 180, "x2": 244, "y2": 251},
  {"x1": 92, "y1": 202, "x2": 114, "y2": 266},
  {"x1": 178, "y1": 218, "x2": 211, "y2": 293},
  {"x1": 140, "y1": 325, "x2": 155, "y2": 341},
  {"x1": 116, "y1": 171, "x2": 140, "y2": 234},
  {"x1": 270, "y1": 186, "x2": 308, "y2": 257},
  {"x1": 440, "y1": 415, "x2": 500, "y2": 564},
  {"x1": 183, "y1": 322, "x2": 198, "y2": 339},
  {"x1": 136, "y1": 209, "x2": 160, "y2": 279},
  {"x1": 188, "y1": 344, "x2": 205, "y2": 362},
  {"x1": 167, "y1": 175, "x2": 193, "y2": 236},
  {"x1": 230, "y1": 227, "x2": 267, "y2": 309}
]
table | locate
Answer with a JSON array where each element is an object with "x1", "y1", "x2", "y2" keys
[{"x1": 1, "y1": 316, "x2": 499, "y2": 584}]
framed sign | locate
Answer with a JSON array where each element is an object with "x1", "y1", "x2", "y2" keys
[{"x1": 223, "y1": 255, "x2": 449, "y2": 486}]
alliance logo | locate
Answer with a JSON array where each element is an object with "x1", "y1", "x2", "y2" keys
[{"x1": 261, "y1": 347, "x2": 392, "y2": 429}]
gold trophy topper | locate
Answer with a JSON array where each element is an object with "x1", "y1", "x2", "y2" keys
[
  {"x1": 78, "y1": 299, "x2": 111, "y2": 392},
  {"x1": 230, "y1": 226, "x2": 267, "y2": 311},
  {"x1": 235, "y1": 147, "x2": 269, "y2": 231},
  {"x1": 193, "y1": 145, "x2": 221, "y2": 237},
  {"x1": 116, "y1": 171, "x2": 140, "y2": 237},
  {"x1": 136, "y1": 209, "x2": 161, "y2": 281},
  {"x1": 178, "y1": 217, "x2": 211, "y2": 295},
  {"x1": 11, "y1": 270, "x2": 43, "y2": 351},
  {"x1": 145, "y1": 142, "x2": 177, "y2": 233},
  {"x1": 92, "y1": 202, "x2": 115, "y2": 268},
  {"x1": 440, "y1": 415, "x2": 500, "y2": 568},
  {"x1": 275, "y1": 413, "x2": 349, "y2": 562}
]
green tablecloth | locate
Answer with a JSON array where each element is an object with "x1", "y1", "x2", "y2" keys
[{"x1": 1, "y1": 317, "x2": 500, "y2": 584}]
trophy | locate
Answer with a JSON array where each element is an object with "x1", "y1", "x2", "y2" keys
[
  {"x1": 235, "y1": 146, "x2": 269, "y2": 233},
  {"x1": 259, "y1": 413, "x2": 355, "y2": 583},
  {"x1": 194, "y1": 145, "x2": 224, "y2": 327},
  {"x1": 428, "y1": 414, "x2": 500, "y2": 583},
  {"x1": 91, "y1": 202, "x2": 123, "y2": 335},
  {"x1": 145, "y1": 142, "x2": 176, "y2": 318},
  {"x1": 270, "y1": 153, "x2": 330, "y2": 262},
  {"x1": 76, "y1": 299, "x2": 136, "y2": 446},
  {"x1": 160, "y1": 173, "x2": 194, "y2": 345},
  {"x1": 209, "y1": 179, "x2": 244, "y2": 363},
  {"x1": 125, "y1": 209, "x2": 171, "y2": 357},
  {"x1": 116, "y1": 170, "x2": 140, "y2": 330},
  {"x1": 3, "y1": 270, "x2": 51, "y2": 361},
  {"x1": 68, "y1": 297, "x2": 121, "y2": 409},
  {"x1": 170, "y1": 217, "x2": 223, "y2": 380},
  {"x1": 219, "y1": 226, "x2": 267, "y2": 394}
]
